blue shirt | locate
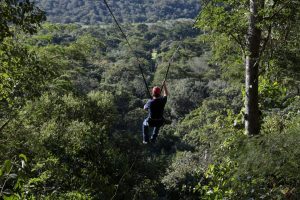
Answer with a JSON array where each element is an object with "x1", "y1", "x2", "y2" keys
[{"x1": 144, "y1": 96, "x2": 167, "y2": 119}]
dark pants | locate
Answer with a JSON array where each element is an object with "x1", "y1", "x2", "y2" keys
[{"x1": 142, "y1": 118, "x2": 164, "y2": 142}]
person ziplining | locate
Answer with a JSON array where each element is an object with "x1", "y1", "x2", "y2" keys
[
  {"x1": 142, "y1": 81, "x2": 169, "y2": 144},
  {"x1": 103, "y1": 0, "x2": 177, "y2": 144}
]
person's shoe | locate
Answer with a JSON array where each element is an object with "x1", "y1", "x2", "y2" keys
[{"x1": 143, "y1": 141, "x2": 148, "y2": 144}]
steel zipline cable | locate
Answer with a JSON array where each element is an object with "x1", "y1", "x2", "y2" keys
[
  {"x1": 160, "y1": 43, "x2": 181, "y2": 90},
  {"x1": 103, "y1": 0, "x2": 152, "y2": 99},
  {"x1": 103, "y1": 0, "x2": 186, "y2": 98}
]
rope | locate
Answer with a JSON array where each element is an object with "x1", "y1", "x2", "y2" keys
[
  {"x1": 103, "y1": 0, "x2": 152, "y2": 99},
  {"x1": 159, "y1": 11, "x2": 203, "y2": 90},
  {"x1": 160, "y1": 43, "x2": 182, "y2": 90}
]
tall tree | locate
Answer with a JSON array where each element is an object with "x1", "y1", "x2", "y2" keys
[
  {"x1": 0, "y1": 0, "x2": 46, "y2": 131},
  {"x1": 196, "y1": 0, "x2": 300, "y2": 135},
  {"x1": 244, "y1": 0, "x2": 262, "y2": 135}
]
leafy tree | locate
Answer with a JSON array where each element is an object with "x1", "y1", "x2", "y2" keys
[
  {"x1": 0, "y1": 0, "x2": 46, "y2": 42},
  {"x1": 196, "y1": 0, "x2": 300, "y2": 134},
  {"x1": 0, "y1": 38, "x2": 58, "y2": 133},
  {"x1": 1, "y1": 91, "x2": 117, "y2": 198},
  {"x1": 0, "y1": 0, "x2": 48, "y2": 133},
  {"x1": 3, "y1": 15, "x2": 299, "y2": 199}
]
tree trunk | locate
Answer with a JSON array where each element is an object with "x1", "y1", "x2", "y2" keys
[{"x1": 245, "y1": 0, "x2": 262, "y2": 135}]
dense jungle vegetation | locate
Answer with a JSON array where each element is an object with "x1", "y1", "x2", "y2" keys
[
  {"x1": 34, "y1": 0, "x2": 200, "y2": 24},
  {"x1": 1, "y1": 0, "x2": 300, "y2": 199}
]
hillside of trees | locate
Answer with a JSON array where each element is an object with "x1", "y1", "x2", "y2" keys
[
  {"x1": 1, "y1": 0, "x2": 300, "y2": 199},
  {"x1": 34, "y1": 0, "x2": 200, "y2": 24}
]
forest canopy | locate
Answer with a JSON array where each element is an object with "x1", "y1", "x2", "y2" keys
[
  {"x1": 1, "y1": 0, "x2": 300, "y2": 199},
  {"x1": 34, "y1": 0, "x2": 200, "y2": 24}
]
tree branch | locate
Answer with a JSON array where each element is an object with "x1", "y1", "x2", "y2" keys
[
  {"x1": 262, "y1": 0, "x2": 293, "y2": 21},
  {"x1": 0, "y1": 119, "x2": 11, "y2": 133},
  {"x1": 229, "y1": 33, "x2": 246, "y2": 57},
  {"x1": 259, "y1": 24, "x2": 272, "y2": 56},
  {"x1": 193, "y1": 0, "x2": 213, "y2": 27}
]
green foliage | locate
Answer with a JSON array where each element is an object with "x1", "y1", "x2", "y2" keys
[
  {"x1": 162, "y1": 82, "x2": 243, "y2": 198},
  {"x1": 198, "y1": 34, "x2": 244, "y2": 83},
  {"x1": 45, "y1": 192, "x2": 91, "y2": 200},
  {"x1": 0, "y1": 38, "x2": 58, "y2": 120},
  {"x1": 1, "y1": 3, "x2": 300, "y2": 198},
  {"x1": 1, "y1": 91, "x2": 116, "y2": 198},
  {"x1": 165, "y1": 71, "x2": 300, "y2": 199},
  {"x1": 178, "y1": 34, "x2": 300, "y2": 199},
  {"x1": 195, "y1": 161, "x2": 236, "y2": 199},
  {"x1": 0, "y1": 155, "x2": 30, "y2": 199},
  {"x1": 162, "y1": 151, "x2": 204, "y2": 199},
  {"x1": 259, "y1": 77, "x2": 287, "y2": 109},
  {"x1": 0, "y1": 0, "x2": 46, "y2": 42},
  {"x1": 181, "y1": 101, "x2": 300, "y2": 199},
  {"x1": 0, "y1": 20, "x2": 216, "y2": 199}
]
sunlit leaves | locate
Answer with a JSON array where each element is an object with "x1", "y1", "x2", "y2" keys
[{"x1": 0, "y1": 39, "x2": 57, "y2": 117}]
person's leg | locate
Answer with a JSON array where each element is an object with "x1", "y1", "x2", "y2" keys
[
  {"x1": 142, "y1": 118, "x2": 150, "y2": 143},
  {"x1": 150, "y1": 126, "x2": 160, "y2": 143}
]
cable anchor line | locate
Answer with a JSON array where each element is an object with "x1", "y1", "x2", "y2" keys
[
  {"x1": 160, "y1": 42, "x2": 182, "y2": 91},
  {"x1": 103, "y1": 0, "x2": 152, "y2": 99}
]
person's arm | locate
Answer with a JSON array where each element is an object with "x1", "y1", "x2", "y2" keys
[
  {"x1": 163, "y1": 81, "x2": 169, "y2": 97},
  {"x1": 144, "y1": 100, "x2": 150, "y2": 110}
]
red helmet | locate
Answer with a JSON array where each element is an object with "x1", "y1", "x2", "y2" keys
[{"x1": 152, "y1": 86, "x2": 161, "y2": 96}]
